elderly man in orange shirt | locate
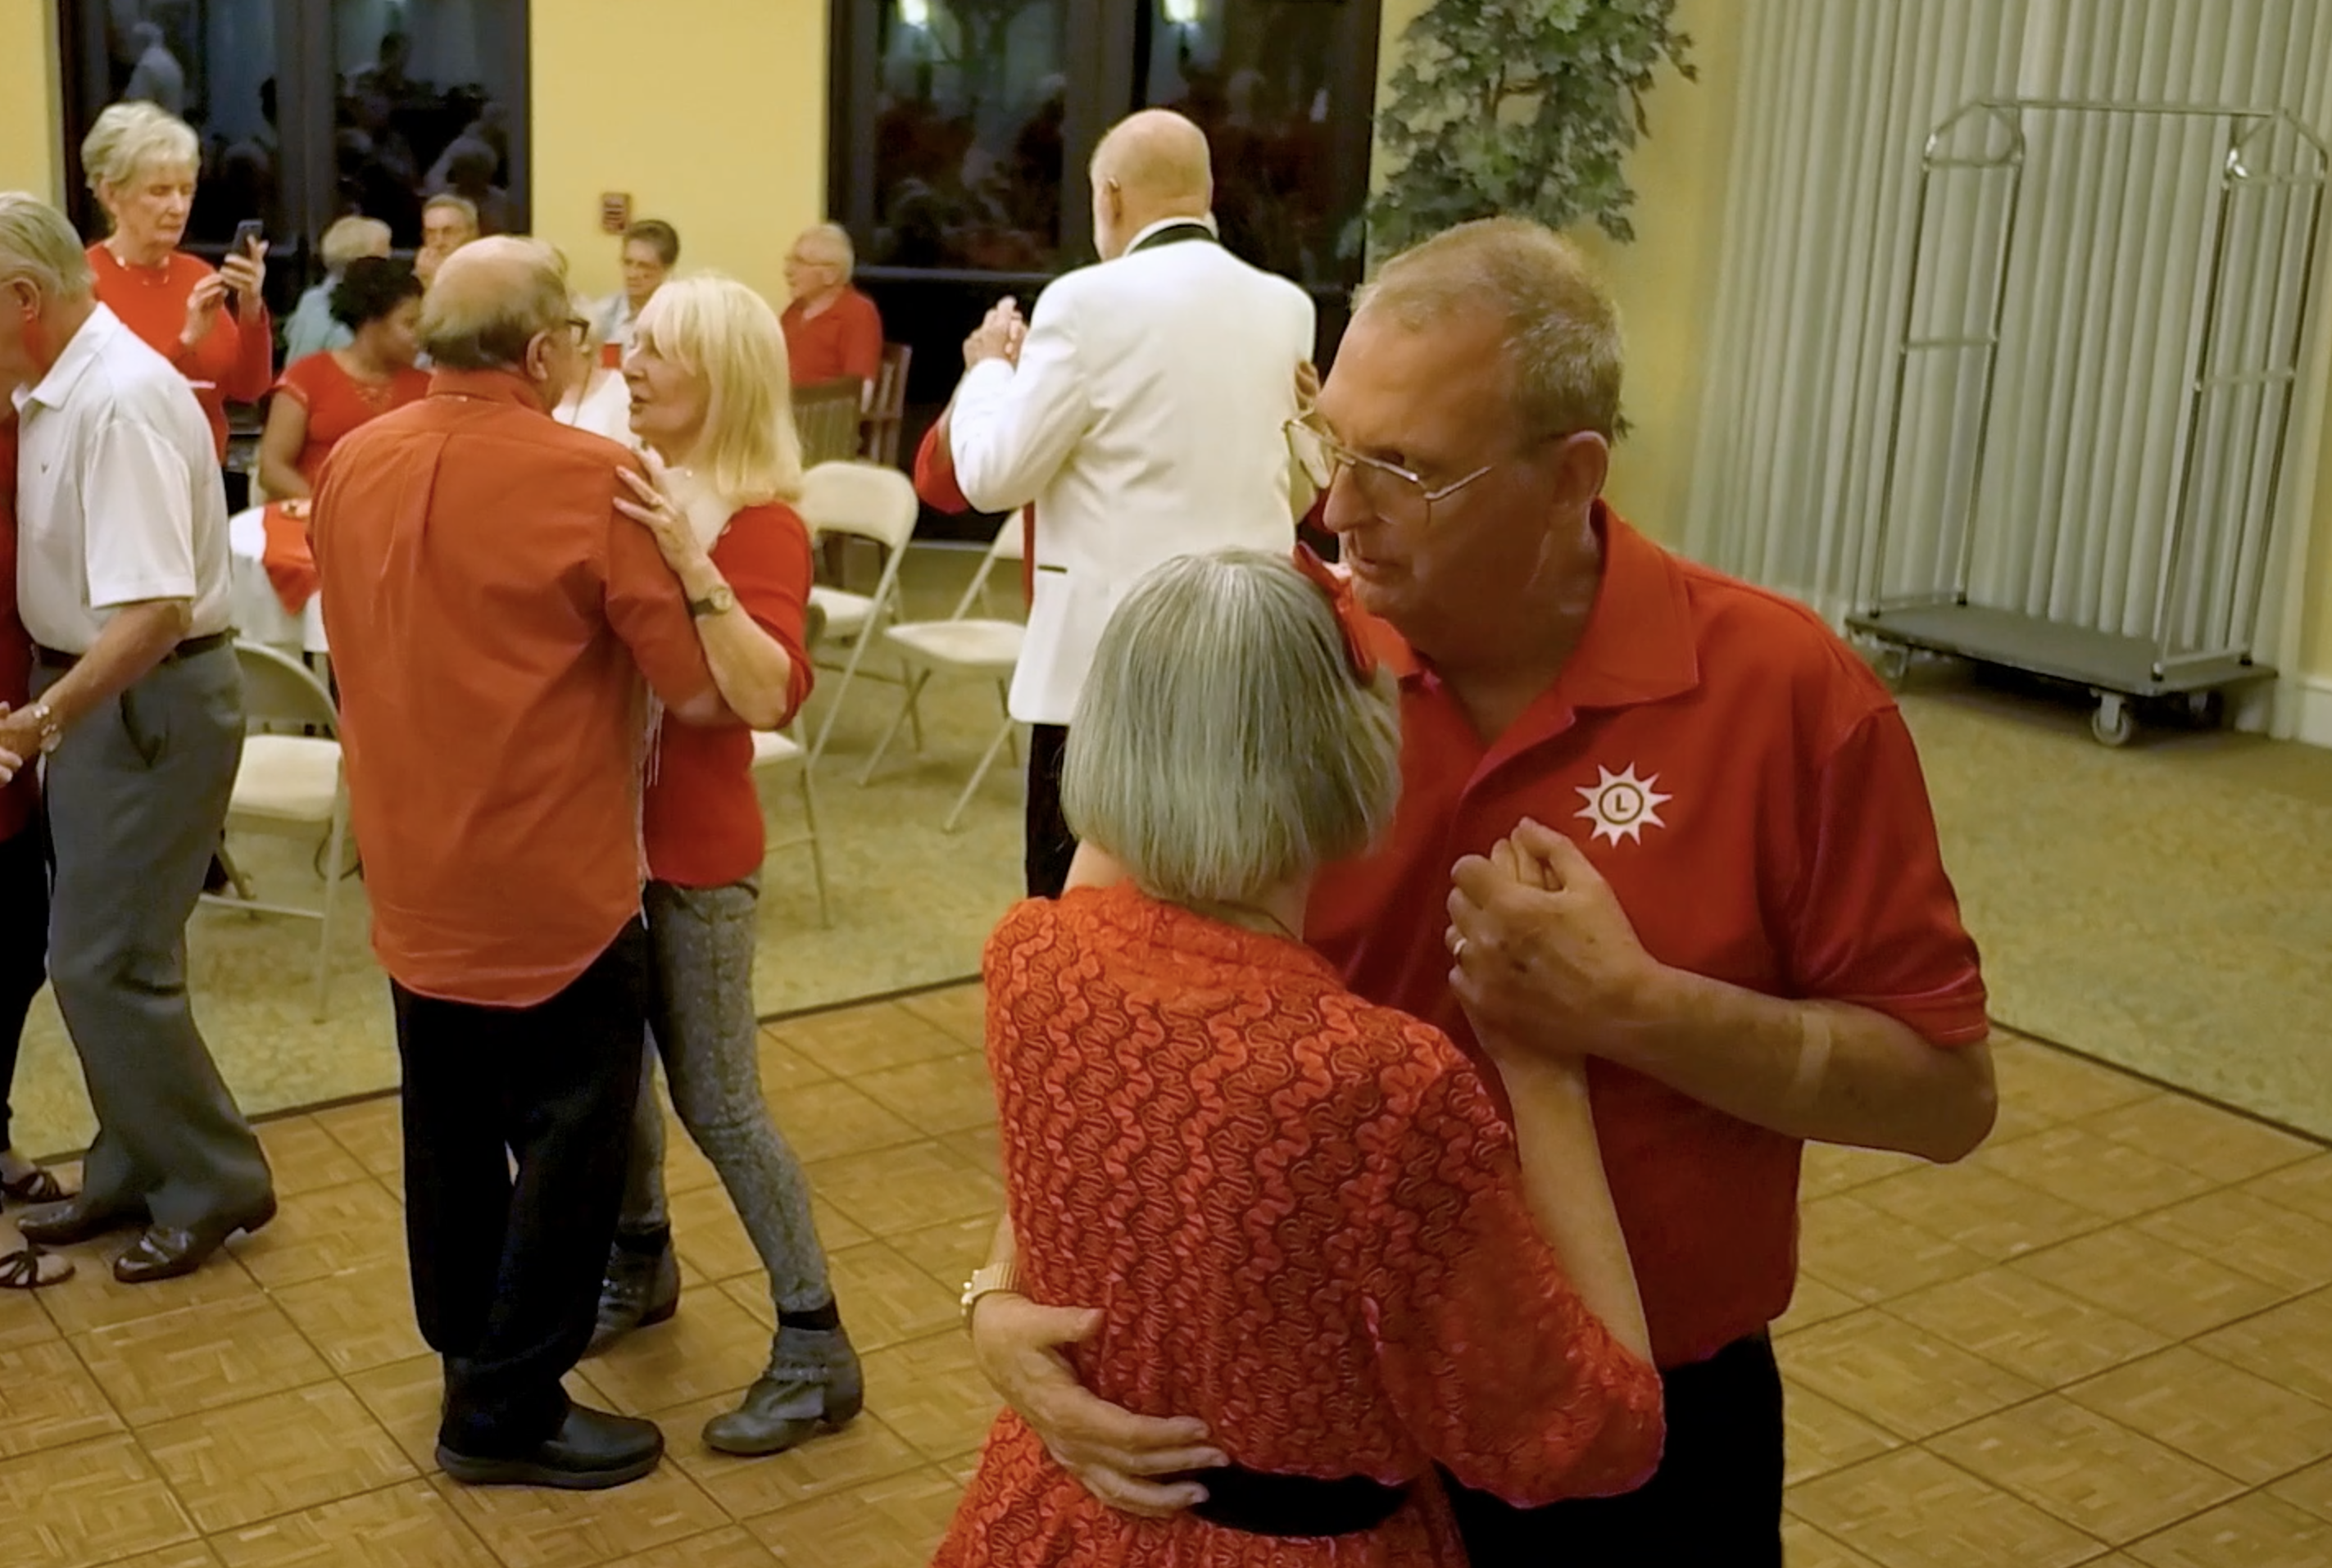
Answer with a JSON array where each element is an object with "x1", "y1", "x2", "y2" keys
[
  {"x1": 778, "y1": 223, "x2": 885, "y2": 392},
  {"x1": 314, "y1": 238, "x2": 735, "y2": 1492}
]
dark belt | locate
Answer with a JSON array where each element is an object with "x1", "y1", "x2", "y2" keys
[
  {"x1": 1184, "y1": 1466, "x2": 1412, "y2": 1538},
  {"x1": 33, "y1": 629, "x2": 234, "y2": 671}
]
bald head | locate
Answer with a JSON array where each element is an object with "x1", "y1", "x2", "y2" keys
[
  {"x1": 1091, "y1": 110, "x2": 1213, "y2": 259},
  {"x1": 420, "y1": 236, "x2": 571, "y2": 372}
]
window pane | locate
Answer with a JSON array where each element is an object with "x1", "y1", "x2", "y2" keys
[
  {"x1": 1143, "y1": 0, "x2": 1354, "y2": 286},
  {"x1": 85, "y1": 0, "x2": 281, "y2": 248},
  {"x1": 333, "y1": 0, "x2": 524, "y2": 244},
  {"x1": 870, "y1": 0, "x2": 1070, "y2": 271}
]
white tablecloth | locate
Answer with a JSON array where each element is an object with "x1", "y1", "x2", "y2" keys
[{"x1": 227, "y1": 505, "x2": 328, "y2": 655}]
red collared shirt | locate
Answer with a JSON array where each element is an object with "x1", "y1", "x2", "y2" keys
[
  {"x1": 782, "y1": 288, "x2": 885, "y2": 387},
  {"x1": 314, "y1": 369, "x2": 717, "y2": 1006},
  {"x1": 1309, "y1": 505, "x2": 1988, "y2": 1369},
  {"x1": 915, "y1": 419, "x2": 1034, "y2": 608}
]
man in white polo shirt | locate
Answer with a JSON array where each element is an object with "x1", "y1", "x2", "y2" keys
[{"x1": 0, "y1": 192, "x2": 274, "y2": 1285}]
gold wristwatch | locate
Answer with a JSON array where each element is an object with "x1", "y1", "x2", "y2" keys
[
  {"x1": 687, "y1": 582, "x2": 737, "y2": 619},
  {"x1": 960, "y1": 1261, "x2": 1020, "y2": 1328}
]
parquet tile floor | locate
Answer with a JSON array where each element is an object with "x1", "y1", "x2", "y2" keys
[{"x1": 2, "y1": 990, "x2": 2325, "y2": 1566}]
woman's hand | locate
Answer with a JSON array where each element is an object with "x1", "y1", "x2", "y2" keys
[
  {"x1": 969, "y1": 1292, "x2": 1225, "y2": 1517},
  {"x1": 181, "y1": 271, "x2": 230, "y2": 349},
  {"x1": 613, "y1": 461, "x2": 705, "y2": 578},
  {"x1": 219, "y1": 241, "x2": 267, "y2": 304}
]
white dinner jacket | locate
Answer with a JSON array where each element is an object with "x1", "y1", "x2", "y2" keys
[{"x1": 948, "y1": 219, "x2": 1316, "y2": 726}]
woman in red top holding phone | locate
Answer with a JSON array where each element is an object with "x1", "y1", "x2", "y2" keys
[
  {"x1": 592, "y1": 274, "x2": 863, "y2": 1458},
  {"x1": 79, "y1": 102, "x2": 274, "y2": 462}
]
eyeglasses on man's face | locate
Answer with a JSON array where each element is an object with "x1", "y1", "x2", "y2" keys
[{"x1": 1283, "y1": 419, "x2": 1499, "y2": 528}]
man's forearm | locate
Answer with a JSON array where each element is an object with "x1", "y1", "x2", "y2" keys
[
  {"x1": 35, "y1": 599, "x2": 193, "y2": 732},
  {"x1": 1602, "y1": 968, "x2": 1996, "y2": 1163}
]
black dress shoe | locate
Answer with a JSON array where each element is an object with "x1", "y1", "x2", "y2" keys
[
  {"x1": 17, "y1": 1194, "x2": 146, "y2": 1247},
  {"x1": 111, "y1": 1192, "x2": 278, "y2": 1285},
  {"x1": 437, "y1": 1403, "x2": 665, "y2": 1490}
]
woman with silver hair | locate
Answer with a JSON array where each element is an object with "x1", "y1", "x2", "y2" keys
[
  {"x1": 80, "y1": 101, "x2": 273, "y2": 461},
  {"x1": 936, "y1": 548, "x2": 1663, "y2": 1565}
]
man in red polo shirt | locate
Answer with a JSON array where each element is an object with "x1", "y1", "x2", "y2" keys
[{"x1": 964, "y1": 218, "x2": 1994, "y2": 1564}]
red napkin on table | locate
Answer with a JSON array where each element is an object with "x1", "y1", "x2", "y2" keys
[{"x1": 261, "y1": 501, "x2": 318, "y2": 615}]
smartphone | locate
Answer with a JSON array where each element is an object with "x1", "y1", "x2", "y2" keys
[{"x1": 231, "y1": 220, "x2": 265, "y2": 261}]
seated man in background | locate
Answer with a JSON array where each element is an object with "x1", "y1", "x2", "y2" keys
[
  {"x1": 284, "y1": 215, "x2": 392, "y2": 363},
  {"x1": 590, "y1": 219, "x2": 678, "y2": 363},
  {"x1": 313, "y1": 236, "x2": 733, "y2": 1492},
  {"x1": 415, "y1": 193, "x2": 479, "y2": 286},
  {"x1": 779, "y1": 222, "x2": 883, "y2": 393}
]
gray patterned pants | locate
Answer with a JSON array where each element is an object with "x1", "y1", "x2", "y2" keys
[{"x1": 622, "y1": 877, "x2": 833, "y2": 1312}]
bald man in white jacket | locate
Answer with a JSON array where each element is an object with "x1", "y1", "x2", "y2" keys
[{"x1": 949, "y1": 108, "x2": 1316, "y2": 896}]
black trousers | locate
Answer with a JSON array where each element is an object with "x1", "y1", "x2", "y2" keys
[
  {"x1": 1024, "y1": 723, "x2": 1078, "y2": 900},
  {"x1": 1445, "y1": 1332, "x2": 1785, "y2": 1567},
  {"x1": 0, "y1": 821, "x2": 50, "y2": 1151},
  {"x1": 392, "y1": 920, "x2": 650, "y2": 1455}
]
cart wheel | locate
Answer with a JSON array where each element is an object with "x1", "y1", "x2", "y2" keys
[
  {"x1": 2184, "y1": 690, "x2": 2220, "y2": 727},
  {"x1": 1874, "y1": 646, "x2": 1912, "y2": 690},
  {"x1": 2091, "y1": 694, "x2": 2135, "y2": 748}
]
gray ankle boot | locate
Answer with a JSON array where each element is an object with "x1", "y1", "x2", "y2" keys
[
  {"x1": 702, "y1": 1324, "x2": 864, "y2": 1456},
  {"x1": 587, "y1": 1241, "x2": 679, "y2": 1357}
]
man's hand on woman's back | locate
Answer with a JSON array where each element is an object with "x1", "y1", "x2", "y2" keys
[{"x1": 969, "y1": 1292, "x2": 1226, "y2": 1517}]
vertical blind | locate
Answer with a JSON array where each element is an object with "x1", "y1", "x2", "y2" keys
[{"x1": 1681, "y1": 0, "x2": 2332, "y2": 729}]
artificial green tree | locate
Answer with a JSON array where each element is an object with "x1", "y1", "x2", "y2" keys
[{"x1": 1364, "y1": 0, "x2": 1695, "y2": 256}]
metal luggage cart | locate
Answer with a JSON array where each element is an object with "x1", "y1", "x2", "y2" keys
[{"x1": 1849, "y1": 99, "x2": 2328, "y2": 745}]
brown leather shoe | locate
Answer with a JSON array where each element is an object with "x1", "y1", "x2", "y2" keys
[
  {"x1": 16, "y1": 1194, "x2": 145, "y2": 1247},
  {"x1": 111, "y1": 1192, "x2": 278, "y2": 1285}
]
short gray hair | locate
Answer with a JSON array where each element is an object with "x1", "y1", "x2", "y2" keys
[
  {"x1": 1355, "y1": 216, "x2": 1624, "y2": 440},
  {"x1": 320, "y1": 215, "x2": 392, "y2": 273},
  {"x1": 801, "y1": 222, "x2": 855, "y2": 280},
  {"x1": 0, "y1": 192, "x2": 96, "y2": 302},
  {"x1": 81, "y1": 101, "x2": 199, "y2": 195},
  {"x1": 423, "y1": 193, "x2": 480, "y2": 233},
  {"x1": 1062, "y1": 550, "x2": 1400, "y2": 906}
]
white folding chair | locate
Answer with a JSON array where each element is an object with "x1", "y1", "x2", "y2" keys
[
  {"x1": 751, "y1": 727, "x2": 832, "y2": 926},
  {"x1": 199, "y1": 640, "x2": 352, "y2": 1019},
  {"x1": 859, "y1": 517, "x2": 1027, "y2": 832},
  {"x1": 799, "y1": 461, "x2": 921, "y2": 764}
]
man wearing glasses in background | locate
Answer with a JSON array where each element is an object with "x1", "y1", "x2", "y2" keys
[
  {"x1": 966, "y1": 217, "x2": 1997, "y2": 1566},
  {"x1": 313, "y1": 237, "x2": 737, "y2": 1493}
]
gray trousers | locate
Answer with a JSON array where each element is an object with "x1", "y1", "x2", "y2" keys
[
  {"x1": 36, "y1": 646, "x2": 270, "y2": 1229},
  {"x1": 623, "y1": 877, "x2": 833, "y2": 1313}
]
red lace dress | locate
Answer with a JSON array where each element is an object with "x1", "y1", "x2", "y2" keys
[{"x1": 933, "y1": 885, "x2": 1664, "y2": 1567}]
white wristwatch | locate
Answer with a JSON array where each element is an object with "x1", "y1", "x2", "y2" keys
[{"x1": 960, "y1": 1261, "x2": 1021, "y2": 1328}]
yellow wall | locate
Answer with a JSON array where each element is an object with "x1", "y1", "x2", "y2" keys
[
  {"x1": 0, "y1": 0, "x2": 59, "y2": 199},
  {"x1": 530, "y1": 0, "x2": 828, "y2": 312}
]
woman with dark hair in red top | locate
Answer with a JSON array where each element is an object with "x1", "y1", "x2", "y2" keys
[
  {"x1": 80, "y1": 101, "x2": 274, "y2": 462},
  {"x1": 257, "y1": 256, "x2": 428, "y2": 499},
  {"x1": 0, "y1": 411, "x2": 70, "y2": 1289}
]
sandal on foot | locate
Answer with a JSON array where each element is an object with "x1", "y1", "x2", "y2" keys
[
  {"x1": 1, "y1": 1167, "x2": 68, "y2": 1206},
  {"x1": 0, "y1": 1245, "x2": 74, "y2": 1289}
]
